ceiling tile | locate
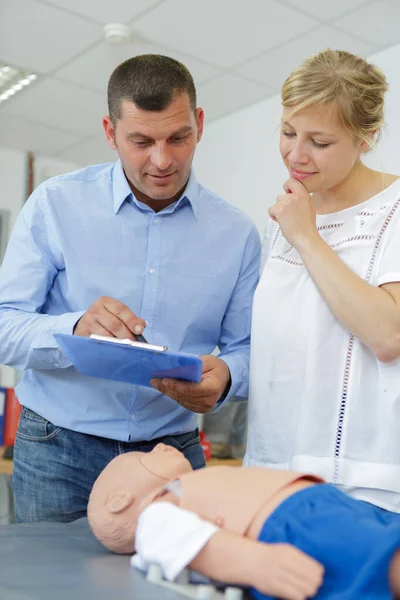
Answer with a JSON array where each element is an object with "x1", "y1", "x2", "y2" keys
[
  {"x1": 56, "y1": 134, "x2": 117, "y2": 166},
  {"x1": 0, "y1": 78, "x2": 107, "y2": 135},
  {"x1": 197, "y1": 74, "x2": 275, "y2": 122},
  {"x1": 133, "y1": 0, "x2": 318, "y2": 68},
  {"x1": 334, "y1": 0, "x2": 400, "y2": 46},
  {"x1": 0, "y1": 0, "x2": 102, "y2": 74},
  {"x1": 0, "y1": 113, "x2": 82, "y2": 155},
  {"x1": 40, "y1": 0, "x2": 163, "y2": 24},
  {"x1": 237, "y1": 26, "x2": 376, "y2": 89},
  {"x1": 283, "y1": 0, "x2": 372, "y2": 21},
  {"x1": 56, "y1": 39, "x2": 219, "y2": 94}
]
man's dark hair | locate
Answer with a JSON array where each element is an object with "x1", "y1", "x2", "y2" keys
[{"x1": 107, "y1": 54, "x2": 197, "y2": 124}]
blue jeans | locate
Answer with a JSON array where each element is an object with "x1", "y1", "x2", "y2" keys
[{"x1": 13, "y1": 406, "x2": 205, "y2": 523}]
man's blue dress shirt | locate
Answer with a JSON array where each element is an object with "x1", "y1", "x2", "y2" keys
[{"x1": 0, "y1": 161, "x2": 260, "y2": 441}]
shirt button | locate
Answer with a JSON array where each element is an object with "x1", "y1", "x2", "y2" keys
[
  {"x1": 130, "y1": 415, "x2": 135, "y2": 421},
  {"x1": 149, "y1": 268, "x2": 155, "y2": 274}
]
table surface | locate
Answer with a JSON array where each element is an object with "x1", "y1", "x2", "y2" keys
[
  {"x1": 0, "y1": 456, "x2": 245, "y2": 599},
  {"x1": 0, "y1": 447, "x2": 241, "y2": 476},
  {"x1": 0, "y1": 518, "x2": 196, "y2": 600}
]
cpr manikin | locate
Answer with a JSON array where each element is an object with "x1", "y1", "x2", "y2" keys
[{"x1": 88, "y1": 444, "x2": 400, "y2": 600}]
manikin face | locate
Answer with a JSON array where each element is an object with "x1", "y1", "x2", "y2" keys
[
  {"x1": 103, "y1": 93, "x2": 204, "y2": 210},
  {"x1": 138, "y1": 442, "x2": 193, "y2": 482},
  {"x1": 88, "y1": 444, "x2": 193, "y2": 553},
  {"x1": 132, "y1": 443, "x2": 194, "y2": 515},
  {"x1": 279, "y1": 104, "x2": 369, "y2": 195}
]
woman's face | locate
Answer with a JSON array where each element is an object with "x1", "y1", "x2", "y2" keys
[{"x1": 280, "y1": 104, "x2": 368, "y2": 194}]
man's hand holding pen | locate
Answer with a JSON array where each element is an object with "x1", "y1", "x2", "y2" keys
[
  {"x1": 74, "y1": 295, "x2": 231, "y2": 413},
  {"x1": 73, "y1": 296, "x2": 146, "y2": 340}
]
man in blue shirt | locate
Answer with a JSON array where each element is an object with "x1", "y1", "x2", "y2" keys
[{"x1": 0, "y1": 55, "x2": 261, "y2": 523}]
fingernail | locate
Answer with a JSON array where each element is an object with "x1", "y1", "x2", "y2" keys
[{"x1": 134, "y1": 324, "x2": 142, "y2": 334}]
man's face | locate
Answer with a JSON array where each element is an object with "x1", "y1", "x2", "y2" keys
[{"x1": 103, "y1": 93, "x2": 204, "y2": 208}]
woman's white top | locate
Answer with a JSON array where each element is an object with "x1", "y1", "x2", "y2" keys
[{"x1": 245, "y1": 179, "x2": 400, "y2": 512}]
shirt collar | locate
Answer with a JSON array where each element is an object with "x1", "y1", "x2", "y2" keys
[
  {"x1": 174, "y1": 170, "x2": 199, "y2": 219},
  {"x1": 112, "y1": 160, "x2": 134, "y2": 214},
  {"x1": 112, "y1": 160, "x2": 199, "y2": 219}
]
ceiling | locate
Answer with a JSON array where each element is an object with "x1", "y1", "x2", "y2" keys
[{"x1": 0, "y1": 0, "x2": 399, "y2": 165}]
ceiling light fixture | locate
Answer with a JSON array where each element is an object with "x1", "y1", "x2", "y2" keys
[
  {"x1": 103, "y1": 23, "x2": 131, "y2": 45},
  {"x1": 0, "y1": 62, "x2": 38, "y2": 105}
]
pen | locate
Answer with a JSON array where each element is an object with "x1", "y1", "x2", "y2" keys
[
  {"x1": 90, "y1": 334, "x2": 168, "y2": 352},
  {"x1": 135, "y1": 333, "x2": 148, "y2": 344}
]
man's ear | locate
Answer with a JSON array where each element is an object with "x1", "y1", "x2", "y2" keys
[
  {"x1": 196, "y1": 107, "x2": 204, "y2": 142},
  {"x1": 106, "y1": 491, "x2": 135, "y2": 514},
  {"x1": 103, "y1": 115, "x2": 117, "y2": 150}
]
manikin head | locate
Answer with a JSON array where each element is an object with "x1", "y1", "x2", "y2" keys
[{"x1": 87, "y1": 443, "x2": 192, "y2": 554}]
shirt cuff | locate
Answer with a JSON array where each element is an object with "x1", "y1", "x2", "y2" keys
[
  {"x1": 214, "y1": 354, "x2": 248, "y2": 411},
  {"x1": 31, "y1": 311, "x2": 85, "y2": 368}
]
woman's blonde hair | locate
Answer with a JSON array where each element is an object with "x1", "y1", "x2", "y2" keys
[{"x1": 281, "y1": 49, "x2": 388, "y2": 147}]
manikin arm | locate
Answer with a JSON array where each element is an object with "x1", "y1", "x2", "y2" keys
[
  {"x1": 190, "y1": 530, "x2": 323, "y2": 600},
  {"x1": 133, "y1": 502, "x2": 323, "y2": 600}
]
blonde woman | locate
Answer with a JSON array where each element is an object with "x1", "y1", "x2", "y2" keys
[{"x1": 245, "y1": 49, "x2": 400, "y2": 512}]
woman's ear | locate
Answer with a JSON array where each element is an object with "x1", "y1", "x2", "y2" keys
[
  {"x1": 360, "y1": 130, "x2": 377, "y2": 153},
  {"x1": 106, "y1": 491, "x2": 135, "y2": 514}
]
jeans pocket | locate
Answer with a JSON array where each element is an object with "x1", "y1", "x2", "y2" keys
[
  {"x1": 16, "y1": 407, "x2": 62, "y2": 442},
  {"x1": 163, "y1": 428, "x2": 200, "y2": 452}
]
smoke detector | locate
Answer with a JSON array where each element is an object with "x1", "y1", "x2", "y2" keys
[{"x1": 103, "y1": 23, "x2": 131, "y2": 45}]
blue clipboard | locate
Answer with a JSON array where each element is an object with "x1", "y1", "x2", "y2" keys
[{"x1": 54, "y1": 334, "x2": 203, "y2": 388}]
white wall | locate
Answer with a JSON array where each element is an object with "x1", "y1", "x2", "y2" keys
[
  {"x1": 0, "y1": 147, "x2": 26, "y2": 230},
  {"x1": 194, "y1": 42, "x2": 400, "y2": 234},
  {"x1": 195, "y1": 94, "x2": 286, "y2": 235},
  {"x1": 362, "y1": 43, "x2": 400, "y2": 174}
]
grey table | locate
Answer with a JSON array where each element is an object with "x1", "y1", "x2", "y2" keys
[{"x1": 0, "y1": 518, "x2": 190, "y2": 600}]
